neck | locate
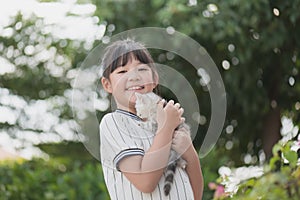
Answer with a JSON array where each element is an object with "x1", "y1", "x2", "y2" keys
[{"x1": 117, "y1": 104, "x2": 137, "y2": 115}]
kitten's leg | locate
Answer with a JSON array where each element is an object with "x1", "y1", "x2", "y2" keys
[{"x1": 170, "y1": 146, "x2": 187, "y2": 169}]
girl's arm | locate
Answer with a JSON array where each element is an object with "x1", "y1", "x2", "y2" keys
[
  {"x1": 172, "y1": 130, "x2": 204, "y2": 200},
  {"x1": 118, "y1": 100, "x2": 184, "y2": 193},
  {"x1": 183, "y1": 145, "x2": 204, "y2": 200}
]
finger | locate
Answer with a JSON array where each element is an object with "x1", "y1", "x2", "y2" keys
[
  {"x1": 178, "y1": 108, "x2": 184, "y2": 115},
  {"x1": 157, "y1": 99, "x2": 165, "y2": 107},
  {"x1": 174, "y1": 103, "x2": 180, "y2": 109},
  {"x1": 173, "y1": 131, "x2": 179, "y2": 137},
  {"x1": 180, "y1": 117, "x2": 185, "y2": 124},
  {"x1": 168, "y1": 100, "x2": 174, "y2": 105}
]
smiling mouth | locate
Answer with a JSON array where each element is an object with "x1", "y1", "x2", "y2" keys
[{"x1": 126, "y1": 86, "x2": 145, "y2": 91}]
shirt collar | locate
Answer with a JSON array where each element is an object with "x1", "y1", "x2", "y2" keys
[{"x1": 115, "y1": 109, "x2": 142, "y2": 121}]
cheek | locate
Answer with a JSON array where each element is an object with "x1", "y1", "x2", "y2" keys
[
  {"x1": 143, "y1": 76, "x2": 156, "y2": 90},
  {"x1": 111, "y1": 72, "x2": 128, "y2": 85},
  {"x1": 144, "y1": 83, "x2": 156, "y2": 92}
]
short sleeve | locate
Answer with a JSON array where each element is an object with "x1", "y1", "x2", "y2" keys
[{"x1": 99, "y1": 113, "x2": 145, "y2": 171}]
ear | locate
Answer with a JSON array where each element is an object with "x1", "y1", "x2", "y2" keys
[{"x1": 101, "y1": 77, "x2": 112, "y2": 93}]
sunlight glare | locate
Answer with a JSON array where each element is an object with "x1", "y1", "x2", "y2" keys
[
  {"x1": 295, "y1": 102, "x2": 300, "y2": 110},
  {"x1": 0, "y1": 0, "x2": 105, "y2": 41},
  {"x1": 222, "y1": 60, "x2": 230, "y2": 70},
  {"x1": 0, "y1": 57, "x2": 16, "y2": 75},
  {"x1": 273, "y1": 8, "x2": 280, "y2": 16}
]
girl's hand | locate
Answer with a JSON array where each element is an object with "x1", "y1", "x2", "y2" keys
[
  {"x1": 156, "y1": 99, "x2": 184, "y2": 131},
  {"x1": 172, "y1": 128, "x2": 193, "y2": 160}
]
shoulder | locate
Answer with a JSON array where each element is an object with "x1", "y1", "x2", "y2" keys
[
  {"x1": 100, "y1": 112, "x2": 132, "y2": 128},
  {"x1": 99, "y1": 112, "x2": 115, "y2": 128},
  {"x1": 100, "y1": 112, "x2": 118, "y2": 127},
  {"x1": 100, "y1": 112, "x2": 114, "y2": 122}
]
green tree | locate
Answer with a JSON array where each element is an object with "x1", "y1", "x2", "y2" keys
[
  {"x1": 1, "y1": 1, "x2": 299, "y2": 199},
  {"x1": 94, "y1": 0, "x2": 300, "y2": 162},
  {"x1": 0, "y1": 11, "x2": 93, "y2": 154},
  {"x1": 1, "y1": 0, "x2": 299, "y2": 167}
]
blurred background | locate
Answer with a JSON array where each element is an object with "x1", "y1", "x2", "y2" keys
[{"x1": 0, "y1": 0, "x2": 299, "y2": 199}]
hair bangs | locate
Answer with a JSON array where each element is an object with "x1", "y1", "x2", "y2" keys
[{"x1": 101, "y1": 39, "x2": 155, "y2": 78}]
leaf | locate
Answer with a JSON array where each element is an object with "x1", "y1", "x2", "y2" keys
[
  {"x1": 269, "y1": 156, "x2": 281, "y2": 172},
  {"x1": 283, "y1": 150, "x2": 298, "y2": 168},
  {"x1": 272, "y1": 143, "x2": 282, "y2": 156}
]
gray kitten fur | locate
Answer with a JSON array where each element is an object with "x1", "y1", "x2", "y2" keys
[{"x1": 135, "y1": 92, "x2": 189, "y2": 196}]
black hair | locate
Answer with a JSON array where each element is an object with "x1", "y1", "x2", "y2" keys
[{"x1": 101, "y1": 39, "x2": 157, "y2": 79}]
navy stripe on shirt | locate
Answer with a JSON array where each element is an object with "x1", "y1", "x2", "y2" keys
[
  {"x1": 115, "y1": 109, "x2": 142, "y2": 121},
  {"x1": 114, "y1": 148, "x2": 145, "y2": 171}
]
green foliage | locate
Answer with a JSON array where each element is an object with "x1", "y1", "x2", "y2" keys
[
  {"x1": 1, "y1": 4, "x2": 300, "y2": 200},
  {"x1": 93, "y1": 0, "x2": 300, "y2": 161},
  {"x1": 210, "y1": 137, "x2": 300, "y2": 200},
  {"x1": 270, "y1": 140, "x2": 299, "y2": 171},
  {"x1": 231, "y1": 167, "x2": 300, "y2": 200},
  {"x1": 0, "y1": 142, "x2": 109, "y2": 199},
  {"x1": 37, "y1": 142, "x2": 96, "y2": 164},
  {"x1": 0, "y1": 13, "x2": 76, "y2": 100},
  {"x1": 200, "y1": 148, "x2": 231, "y2": 200},
  {"x1": 0, "y1": 158, "x2": 109, "y2": 200}
]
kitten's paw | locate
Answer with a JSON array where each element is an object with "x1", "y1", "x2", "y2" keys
[{"x1": 178, "y1": 158, "x2": 187, "y2": 169}]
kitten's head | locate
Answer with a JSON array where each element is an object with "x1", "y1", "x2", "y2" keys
[{"x1": 135, "y1": 92, "x2": 161, "y2": 119}]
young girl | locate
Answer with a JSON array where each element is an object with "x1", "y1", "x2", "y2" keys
[{"x1": 100, "y1": 39, "x2": 203, "y2": 200}]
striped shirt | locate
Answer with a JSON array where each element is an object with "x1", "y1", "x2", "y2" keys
[{"x1": 99, "y1": 109, "x2": 194, "y2": 200}]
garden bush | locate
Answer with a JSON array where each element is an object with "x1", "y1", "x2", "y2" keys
[
  {"x1": 210, "y1": 136, "x2": 300, "y2": 200},
  {"x1": 0, "y1": 156, "x2": 109, "y2": 200}
]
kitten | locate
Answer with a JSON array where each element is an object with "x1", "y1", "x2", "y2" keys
[{"x1": 135, "y1": 92, "x2": 189, "y2": 196}]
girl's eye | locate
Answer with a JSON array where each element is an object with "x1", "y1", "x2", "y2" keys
[
  {"x1": 138, "y1": 67, "x2": 149, "y2": 71},
  {"x1": 117, "y1": 70, "x2": 127, "y2": 74}
]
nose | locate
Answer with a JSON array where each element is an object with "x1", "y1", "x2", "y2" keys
[{"x1": 128, "y1": 68, "x2": 141, "y2": 81}]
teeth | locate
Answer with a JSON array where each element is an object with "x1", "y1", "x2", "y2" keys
[{"x1": 127, "y1": 86, "x2": 143, "y2": 90}]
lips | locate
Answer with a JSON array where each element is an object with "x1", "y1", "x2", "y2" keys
[{"x1": 126, "y1": 85, "x2": 145, "y2": 91}]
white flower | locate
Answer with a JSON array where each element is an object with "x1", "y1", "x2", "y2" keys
[
  {"x1": 218, "y1": 166, "x2": 231, "y2": 177},
  {"x1": 219, "y1": 165, "x2": 264, "y2": 194}
]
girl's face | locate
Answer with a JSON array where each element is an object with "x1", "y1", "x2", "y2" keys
[{"x1": 101, "y1": 57, "x2": 158, "y2": 113}]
